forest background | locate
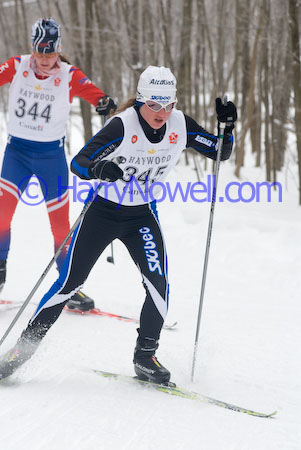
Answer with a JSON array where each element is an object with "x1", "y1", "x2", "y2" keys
[{"x1": 0, "y1": 0, "x2": 301, "y2": 203}]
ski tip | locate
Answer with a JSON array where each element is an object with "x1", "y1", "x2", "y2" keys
[{"x1": 249, "y1": 409, "x2": 278, "y2": 419}]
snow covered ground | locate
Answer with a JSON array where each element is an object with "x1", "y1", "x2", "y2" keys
[{"x1": 0, "y1": 119, "x2": 300, "y2": 450}]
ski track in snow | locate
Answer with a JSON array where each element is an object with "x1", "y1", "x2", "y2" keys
[{"x1": 0, "y1": 132, "x2": 300, "y2": 449}]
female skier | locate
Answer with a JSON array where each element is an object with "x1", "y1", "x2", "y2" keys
[
  {"x1": 0, "y1": 18, "x2": 116, "y2": 310},
  {"x1": 0, "y1": 65, "x2": 237, "y2": 384}
]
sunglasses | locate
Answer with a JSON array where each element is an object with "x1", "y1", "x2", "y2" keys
[{"x1": 145, "y1": 99, "x2": 177, "y2": 113}]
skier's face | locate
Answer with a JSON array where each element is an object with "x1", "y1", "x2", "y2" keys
[
  {"x1": 34, "y1": 52, "x2": 58, "y2": 71},
  {"x1": 140, "y1": 103, "x2": 172, "y2": 129}
]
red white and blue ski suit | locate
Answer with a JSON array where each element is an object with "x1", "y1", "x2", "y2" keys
[{"x1": 0, "y1": 55, "x2": 105, "y2": 270}]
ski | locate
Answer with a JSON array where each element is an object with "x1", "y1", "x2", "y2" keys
[
  {"x1": 64, "y1": 306, "x2": 177, "y2": 330},
  {"x1": 93, "y1": 369, "x2": 277, "y2": 419},
  {"x1": 0, "y1": 300, "x2": 177, "y2": 330}
]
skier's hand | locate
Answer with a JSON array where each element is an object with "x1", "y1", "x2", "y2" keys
[
  {"x1": 96, "y1": 96, "x2": 117, "y2": 116},
  {"x1": 89, "y1": 159, "x2": 123, "y2": 182},
  {"x1": 216, "y1": 98, "x2": 237, "y2": 128}
]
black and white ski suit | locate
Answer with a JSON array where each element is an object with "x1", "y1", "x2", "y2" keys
[{"x1": 20, "y1": 105, "x2": 233, "y2": 344}]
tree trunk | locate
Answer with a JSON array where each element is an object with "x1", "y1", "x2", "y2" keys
[
  {"x1": 81, "y1": 0, "x2": 93, "y2": 143},
  {"x1": 67, "y1": 0, "x2": 93, "y2": 144},
  {"x1": 288, "y1": 0, "x2": 301, "y2": 204},
  {"x1": 175, "y1": 0, "x2": 192, "y2": 113},
  {"x1": 235, "y1": 1, "x2": 263, "y2": 178}
]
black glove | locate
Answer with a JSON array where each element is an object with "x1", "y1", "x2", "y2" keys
[
  {"x1": 216, "y1": 98, "x2": 237, "y2": 127},
  {"x1": 89, "y1": 159, "x2": 123, "y2": 182},
  {"x1": 96, "y1": 95, "x2": 117, "y2": 116}
]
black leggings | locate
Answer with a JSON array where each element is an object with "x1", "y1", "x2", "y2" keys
[{"x1": 22, "y1": 197, "x2": 169, "y2": 343}]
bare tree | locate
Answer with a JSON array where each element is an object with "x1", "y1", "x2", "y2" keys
[
  {"x1": 235, "y1": 1, "x2": 264, "y2": 178},
  {"x1": 288, "y1": 0, "x2": 301, "y2": 204}
]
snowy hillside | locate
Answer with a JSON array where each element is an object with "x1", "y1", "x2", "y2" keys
[{"x1": 0, "y1": 119, "x2": 300, "y2": 450}]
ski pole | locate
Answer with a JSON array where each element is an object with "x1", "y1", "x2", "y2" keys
[
  {"x1": 0, "y1": 185, "x2": 101, "y2": 349},
  {"x1": 191, "y1": 96, "x2": 228, "y2": 382}
]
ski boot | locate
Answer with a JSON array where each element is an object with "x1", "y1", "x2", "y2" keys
[
  {"x1": 0, "y1": 336, "x2": 39, "y2": 380},
  {"x1": 65, "y1": 291, "x2": 95, "y2": 312},
  {"x1": 133, "y1": 335, "x2": 171, "y2": 385},
  {"x1": 0, "y1": 260, "x2": 7, "y2": 294}
]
